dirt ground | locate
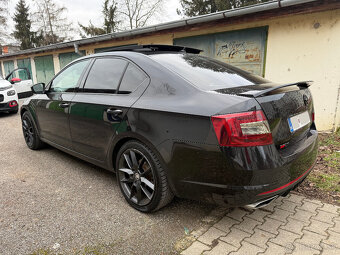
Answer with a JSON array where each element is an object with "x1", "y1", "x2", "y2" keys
[{"x1": 295, "y1": 131, "x2": 340, "y2": 206}]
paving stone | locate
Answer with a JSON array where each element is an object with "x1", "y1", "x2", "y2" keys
[
  {"x1": 323, "y1": 230, "x2": 340, "y2": 249},
  {"x1": 318, "y1": 204, "x2": 340, "y2": 215},
  {"x1": 234, "y1": 216, "x2": 261, "y2": 234},
  {"x1": 181, "y1": 241, "x2": 210, "y2": 255},
  {"x1": 305, "y1": 219, "x2": 333, "y2": 236},
  {"x1": 299, "y1": 201, "x2": 322, "y2": 213},
  {"x1": 320, "y1": 243, "x2": 340, "y2": 255},
  {"x1": 203, "y1": 240, "x2": 238, "y2": 255},
  {"x1": 219, "y1": 228, "x2": 252, "y2": 248},
  {"x1": 290, "y1": 209, "x2": 315, "y2": 224},
  {"x1": 267, "y1": 208, "x2": 293, "y2": 223},
  {"x1": 330, "y1": 219, "x2": 340, "y2": 234},
  {"x1": 213, "y1": 216, "x2": 239, "y2": 233},
  {"x1": 281, "y1": 217, "x2": 309, "y2": 235},
  {"x1": 229, "y1": 241, "x2": 265, "y2": 255},
  {"x1": 260, "y1": 242, "x2": 288, "y2": 255},
  {"x1": 290, "y1": 243, "x2": 321, "y2": 255},
  {"x1": 303, "y1": 198, "x2": 324, "y2": 206},
  {"x1": 284, "y1": 193, "x2": 304, "y2": 205},
  {"x1": 312, "y1": 210, "x2": 336, "y2": 225},
  {"x1": 296, "y1": 230, "x2": 325, "y2": 251},
  {"x1": 247, "y1": 209, "x2": 272, "y2": 223},
  {"x1": 272, "y1": 196, "x2": 285, "y2": 206},
  {"x1": 276, "y1": 200, "x2": 298, "y2": 213},
  {"x1": 226, "y1": 208, "x2": 248, "y2": 222},
  {"x1": 244, "y1": 228, "x2": 275, "y2": 249},
  {"x1": 198, "y1": 227, "x2": 227, "y2": 245},
  {"x1": 261, "y1": 202, "x2": 277, "y2": 213},
  {"x1": 257, "y1": 217, "x2": 284, "y2": 235},
  {"x1": 270, "y1": 229, "x2": 300, "y2": 250}
]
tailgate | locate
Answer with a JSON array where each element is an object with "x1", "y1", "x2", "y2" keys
[{"x1": 215, "y1": 82, "x2": 315, "y2": 147}]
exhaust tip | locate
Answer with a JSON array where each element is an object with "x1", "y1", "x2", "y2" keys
[{"x1": 244, "y1": 195, "x2": 278, "y2": 209}]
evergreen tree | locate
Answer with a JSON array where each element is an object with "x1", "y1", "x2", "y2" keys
[
  {"x1": 177, "y1": 0, "x2": 270, "y2": 17},
  {"x1": 13, "y1": 0, "x2": 35, "y2": 49},
  {"x1": 79, "y1": 0, "x2": 119, "y2": 37},
  {"x1": 103, "y1": 0, "x2": 119, "y2": 33}
]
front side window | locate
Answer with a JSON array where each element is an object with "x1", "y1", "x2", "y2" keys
[
  {"x1": 84, "y1": 58, "x2": 128, "y2": 93},
  {"x1": 118, "y1": 63, "x2": 147, "y2": 94},
  {"x1": 50, "y1": 59, "x2": 89, "y2": 92}
]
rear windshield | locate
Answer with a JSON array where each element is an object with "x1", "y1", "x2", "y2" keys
[{"x1": 149, "y1": 53, "x2": 269, "y2": 90}]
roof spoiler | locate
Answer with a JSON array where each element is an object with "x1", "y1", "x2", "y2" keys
[
  {"x1": 240, "y1": 81, "x2": 313, "y2": 98},
  {"x1": 103, "y1": 44, "x2": 203, "y2": 54}
]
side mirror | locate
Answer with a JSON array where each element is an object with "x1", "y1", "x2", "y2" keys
[
  {"x1": 31, "y1": 83, "x2": 45, "y2": 94},
  {"x1": 10, "y1": 77, "x2": 21, "y2": 84}
]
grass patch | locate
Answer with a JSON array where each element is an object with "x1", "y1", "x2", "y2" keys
[{"x1": 304, "y1": 129, "x2": 340, "y2": 197}]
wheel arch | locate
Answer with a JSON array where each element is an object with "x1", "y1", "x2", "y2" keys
[{"x1": 108, "y1": 132, "x2": 165, "y2": 173}]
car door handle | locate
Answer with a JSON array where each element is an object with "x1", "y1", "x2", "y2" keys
[
  {"x1": 59, "y1": 102, "x2": 70, "y2": 108},
  {"x1": 106, "y1": 109, "x2": 123, "y2": 115}
]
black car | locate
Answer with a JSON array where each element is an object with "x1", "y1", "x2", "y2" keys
[{"x1": 21, "y1": 45, "x2": 318, "y2": 212}]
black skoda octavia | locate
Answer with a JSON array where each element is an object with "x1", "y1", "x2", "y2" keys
[{"x1": 21, "y1": 45, "x2": 318, "y2": 212}]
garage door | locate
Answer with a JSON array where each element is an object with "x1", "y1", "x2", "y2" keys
[
  {"x1": 174, "y1": 27, "x2": 268, "y2": 76},
  {"x1": 59, "y1": 51, "x2": 85, "y2": 69},
  {"x1": 17, "y1": 58, "x2": 32, "y2": 80},
  {"x1": 34, "y1": 55, "x2": 55, "y2": 84},
  {"x1": 3, "y1": 60, "x2": 14, "y2": 77}
]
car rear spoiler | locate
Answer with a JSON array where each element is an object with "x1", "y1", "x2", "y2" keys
[{"x1": 240, "y1": 81, "x2": 313, "y2": 98}]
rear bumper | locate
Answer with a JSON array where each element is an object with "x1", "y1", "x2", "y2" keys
[{"x1": 163, "y1": 128, "x2": 318, "y2": 207}]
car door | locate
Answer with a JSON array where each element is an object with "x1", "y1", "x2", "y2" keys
[
  {"x1": 5, "y1": 68, "x2": 33, "y2": 98},
  {"x1": 69, "y1": 57, "x2": 149, "y2": 162},
  {"x1": 35, "y1": 59, "x2": 91, "y2": 148}
]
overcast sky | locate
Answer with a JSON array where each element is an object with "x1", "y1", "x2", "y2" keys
[{"x1": 7, "y1": 0, "x2": 182, "y2": 40}]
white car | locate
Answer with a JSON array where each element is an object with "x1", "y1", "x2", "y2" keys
[
  {"x1": 0, "y1": 75, "x2": 19, "y2": 114},
  {"x1": 4, "y1": 68, "x2": 33, "y2": 98}
]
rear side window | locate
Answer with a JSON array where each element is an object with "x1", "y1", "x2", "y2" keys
[
  {"x1": 150, "y1": 53, "x2": 269, "y2": 90},
  {"x1": 84, "y1": 58, "x2": 128, "y2": 93},
  {"x1": 118, "y1": 63, "x2": 147, "y2": 94}
]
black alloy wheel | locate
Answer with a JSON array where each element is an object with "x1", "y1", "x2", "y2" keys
[
  {"x1": 118, "y1": 149, "x2": 155, "y2": 206},
  {"x1": 116, "y1": 141, "x2": 173, "y2": 212},
  {"x1": 21, "y1": 112, "x2": 44, "y2": 150}
]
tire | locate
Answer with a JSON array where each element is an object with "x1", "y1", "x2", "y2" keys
[
  {"x1": 21, "y1": 111, "x2": 45, "y2": 150},
  {"x1": 116, "y1": 140, "x2": 174, "y2": 212}
]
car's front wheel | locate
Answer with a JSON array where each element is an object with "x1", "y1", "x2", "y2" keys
[
  {"x1": 22, "y1": 111, "x2": 45, "y2": 150},
  {"x1": 116, "y1": 141, "x2": 173, "y2": 212}
]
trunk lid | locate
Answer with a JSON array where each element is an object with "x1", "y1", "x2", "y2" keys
[{"x1": 214, "y1": 82, "x2": 314, "y2": 147}]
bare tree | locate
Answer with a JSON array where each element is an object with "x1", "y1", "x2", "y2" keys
[
  {"x1": 0, "y1": 0, "x2": 9, "y2": 46},
  {"x1": 33, "y1": 0, "x2": 73, "y2": 45},
  {"x1": 118, "y1": 0, "x2": 164, "y2": 29}
]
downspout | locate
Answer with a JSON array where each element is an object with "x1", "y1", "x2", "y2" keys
[{"x1": 74, "y1": 43, "x2": 84, "y2": 56}]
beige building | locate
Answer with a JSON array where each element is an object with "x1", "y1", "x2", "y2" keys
[{"x1": 0, "y1": 0, "x2": 339, "y2": 131}]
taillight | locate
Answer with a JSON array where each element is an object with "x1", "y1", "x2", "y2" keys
[{"x1": 211, "y1": 110, "x2": 273, "y2": 147}]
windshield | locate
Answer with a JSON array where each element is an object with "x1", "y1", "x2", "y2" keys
[{"x1": 150, "y1": 53, "x2": 269, "y2": 90}]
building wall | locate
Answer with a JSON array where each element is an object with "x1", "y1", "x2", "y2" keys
[{"x1": 0, "y1": 8, "x2": 339, "y2": 131}]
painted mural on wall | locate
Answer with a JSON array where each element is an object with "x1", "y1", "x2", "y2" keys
[{"x1": 174, "y1": 27, "x2": 268, "y2": 76}]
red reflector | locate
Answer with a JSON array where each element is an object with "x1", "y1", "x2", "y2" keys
[
  {"x1": 312, "y1": 112, "x2": 315, "y2": 122},
  {"x1": 280, "y1": 144, "x2": 286, "y2": 149},
  {"x1": 9, "y1": 101, "x2": 18, "y2": 107},
  {"x1": 257, "y1": 164, "x2": 314, "y2": 196},
  {"x1": 211, "y1": 110, "x2": 273, "y2": 147}
]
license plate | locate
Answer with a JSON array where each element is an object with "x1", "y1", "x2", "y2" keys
[{"x1": 288, "y1": 111, "x2": 310, "y2": 133}]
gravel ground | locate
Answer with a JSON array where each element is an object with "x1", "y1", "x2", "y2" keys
[{"x1": 0, "y1": 102, "x2": 214, "y2": 255}]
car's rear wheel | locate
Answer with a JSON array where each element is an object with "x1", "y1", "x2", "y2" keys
[
  {"x1": 22, "y1": 111, "x2": 45, "y2": 150},
  {"x1": 116, "y1": 141, "x2": 173, "y2": 212}
]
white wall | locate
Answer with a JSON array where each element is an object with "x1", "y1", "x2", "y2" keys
[{"x1": 265, "y1": 9, "x2": 340, "y2": 131}]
